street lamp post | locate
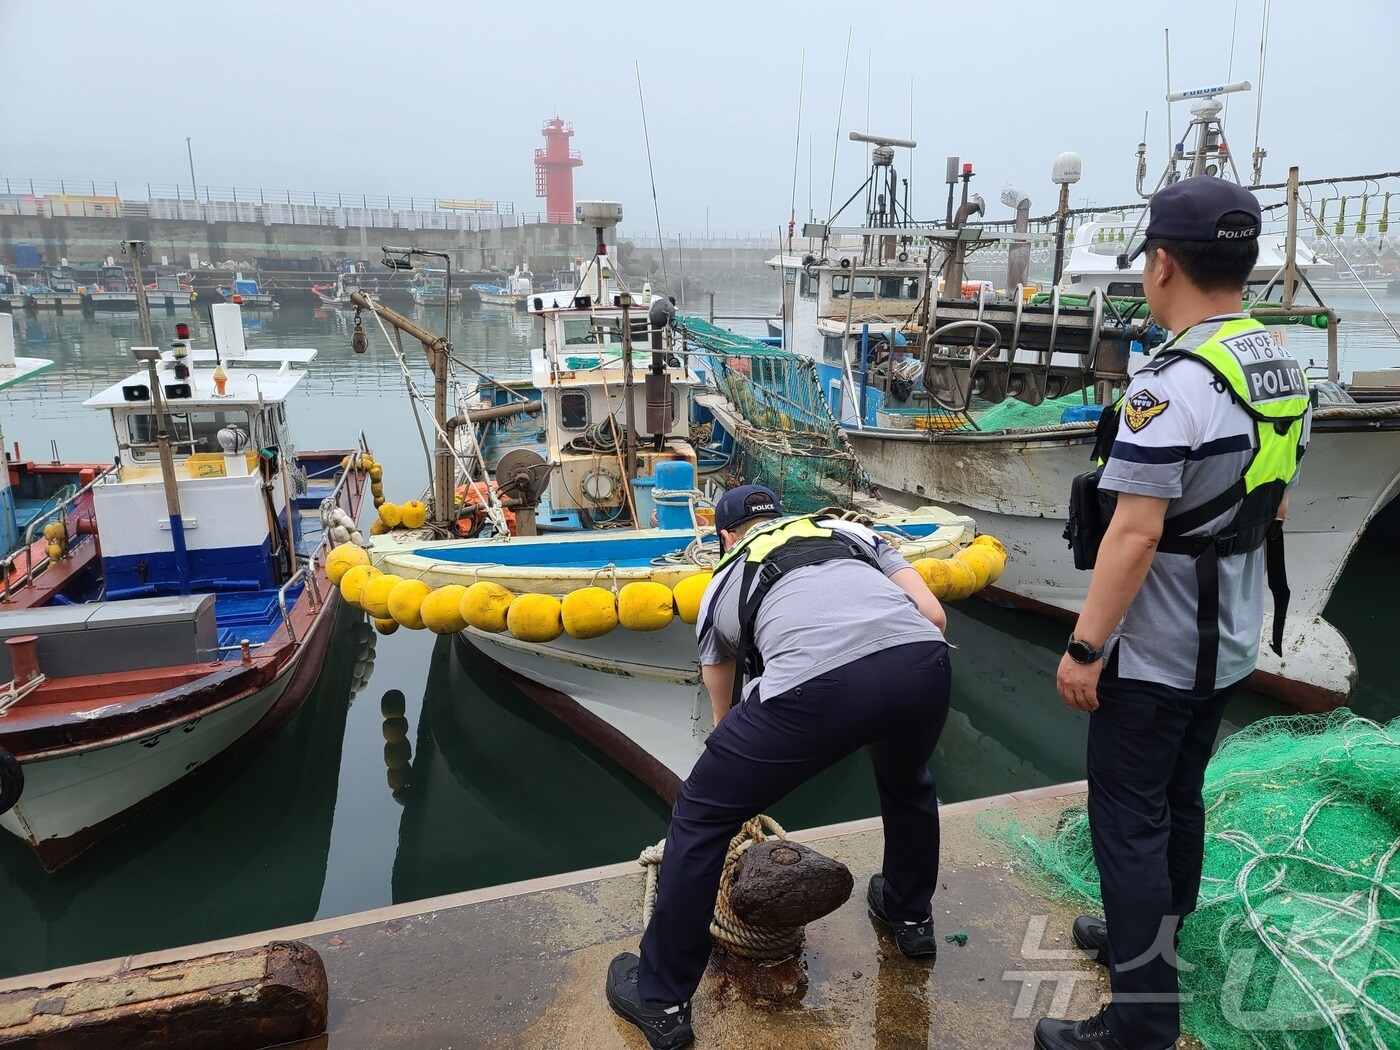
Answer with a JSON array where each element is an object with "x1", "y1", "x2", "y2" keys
[{"x1": 186, "y1": 137, "x2": 198, "y2": 202}]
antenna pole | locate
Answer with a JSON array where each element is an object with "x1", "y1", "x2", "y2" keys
[
  {"x1": 1283, "y1": 165, "x2": 1300, "y2": 308},
  {"x1": 1164, "y1": 29, "x2": 1173, "y2": 173},
  {"x1": 825, "y1": 27, "x2": 853, "y2": 221}
]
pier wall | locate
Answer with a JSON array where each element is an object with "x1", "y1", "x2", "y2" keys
[{"x1": 0, "y1": 215, "x2": 776, "y2": 275}]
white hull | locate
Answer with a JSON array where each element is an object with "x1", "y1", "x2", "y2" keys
[
  {"x1": 0, "y1": 675, "x2": 288, "y2": 853},
  {"x1": 86, "y1": 294, "x2": 137, "y2": 308},
  {"x1": 849, "y1": 419, "x2": 1400, "y2": 708},
  {"x1": 460, "y1": 620, "x2": 708, "y2": 787},
  {"x1": 478, "y1": 293, "x2": 526, "y2": 309},
  {"x1": 27, "y1": 295, "x2": 82, "y2": 309}
]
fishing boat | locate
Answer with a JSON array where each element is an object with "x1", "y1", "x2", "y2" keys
[
  {"x1": 473, "y1": 265, "x2": 533, "y2": 309},
  {"x1": 0, "y1": 269, "x2": 31, "y2": 313},
  {"x1": 763, "y1": 93, "x2": 1400, "y2": 712},
  {"x1": 145, "y1": 268, "x2": 194, "y2": 311},
  {"x1": 25, "y1": 264, "x2": 82, "y2": 311},
  {"x1": 344, "y1": 206, "x2": 987, "y2": 793},
  {"x1": 217, "y1": 272, "x2": 277, "y2": 309},
  {"x1": 0, "y1": 315, "x2": 110, "y2": 561},
  {"x1": 409, "y1": 269, "x2": 462, "y2": 307},
  {"x1": 0, "y1": 275, "x2": 368, "y2": 870},
  {"x1": 84, "y1": 264, "x2": 139, "y2": 311},
  {"x1": 315, "y1": 272, "x2": 378, "y2": 308}
]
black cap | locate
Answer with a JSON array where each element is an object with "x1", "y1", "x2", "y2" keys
[
  {"x1": 1127, "y1": 176, "x2": 1262, "y2": 262},
  {"x1": 714, "y1": 484, "x2": 782, "y2": 538}
]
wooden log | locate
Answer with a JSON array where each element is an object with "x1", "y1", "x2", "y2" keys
[
  {"x1": 726, "y1": 840, "x2": 854, "y2": 927},
  {"x1": 0, "y1": 941, "x2": 327, "y2": 1049}
]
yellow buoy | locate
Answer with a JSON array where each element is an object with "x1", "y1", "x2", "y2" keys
[
  {"x1": 373, "y1": 617, "x2": 400, "y2": 636},
  {"x1": 421, "y1": 585, "x2": 469, "y2": 634},
  {"x1": 399, "y1": 500, "x2": 428, "y2": 529},
  {"x1": 326, "y1": 542, "x2": 370, "y2": 585},
  {"x1": 387, "y1": 578, "x2": 433, "y2": 630},
  {"x1": 370, "y1": 481, "x2": 385, "y2": 498},
  {"x1": 369, "y1": 519, "x2": 388, "y2": 536},
  {"x1": 45, "y1": 540, "x2": 63, "y2": 562},
  {"x1": 461, "y1": 581, "x2": 515, "y2": 633},
  {"x1": 913, "y1": 557, "x2": 953, "y2": 599},
  {"x1": 370, "y1": 464, "x2": 383, "y2": 482},
  {"x1": 972, "y1": 534, "x2": 1007, "y2": 560},
  {"x1": 617, "y1": 581, "x2": 675, "y2": 632},
  {"x1": 378, "y1": 502, "x2": 402, "y2": 528},
  {"x1": 42, "y1": 521, "x2": 66, "y2": 543},
  {"x1": 360, "y1": 573, "x2": 405, "y2": 619},
  {"x1": 672, "y1": 572, "x2": 712, "y2": 625},
  {"x1": 955, "y1": 546, "x2": 997, "y2": 591},
  {"x1": 339, "y1": 564, "x2": 382, "y2": 607},
  {"x1": 561, "y1": 586, "x2": 619, "y2": 639},
  {"x1": 507, "y1": 593, "x2": 564, "y2": 642},
  {"x1": 380, "y1": 689, "x2": 407, "y2": 717},
  {"x1": 942, "y1": 558, "x2": 979, "y2": 601}
]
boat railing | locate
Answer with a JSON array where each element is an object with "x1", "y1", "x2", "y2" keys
[
  {"x1": 274, "y1": 432, "x2": 370, "y2": 644},
  {"x1": 2, "y1": 462, "x2": 119, "y2": 600}
]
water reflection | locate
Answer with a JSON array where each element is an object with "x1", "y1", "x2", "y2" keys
[{"x1": 0, "y1": 605, "x2": 367, "y2": 978}]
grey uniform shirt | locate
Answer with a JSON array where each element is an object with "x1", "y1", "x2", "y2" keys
[
  {"x1": 696, "y1": 518, "x2": 944, "y2": 701},
  {"x1": 1099, "y1": 314, "x2": 1311, "y2": 691}
]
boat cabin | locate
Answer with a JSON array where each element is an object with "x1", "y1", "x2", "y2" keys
[
  {"x1": 81, "y1": 305, "x2": 318, "y2": 598},
  {"x1": 527, "y1": 272, "x2": 696, "y2": 523}
]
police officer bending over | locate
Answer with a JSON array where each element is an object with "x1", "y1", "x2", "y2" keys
[
  {"x1": 606, "y1": 484, "x2": 953, "y2": 1048},
  {"x1": 1039, "y1": 177, "x2": 1311, "y2": 1050}
]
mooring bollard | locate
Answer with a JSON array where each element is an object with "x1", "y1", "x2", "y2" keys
[{"x1": 640, "y1": 815, "x2": 854, "y2": 1006}]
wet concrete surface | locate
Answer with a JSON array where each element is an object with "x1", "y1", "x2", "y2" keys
[{"x1": 301, "y1": 788, "x2": 1109, "y2": 1048}]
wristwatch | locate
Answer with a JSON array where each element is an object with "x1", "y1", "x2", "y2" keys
[{"x1": 1066, "y1": 636, "x2": 1104, "y2": 665}]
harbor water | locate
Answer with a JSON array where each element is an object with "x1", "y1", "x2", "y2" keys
[{"x1": 0, "y1": 287, "x2": 1394, "y2": 979}]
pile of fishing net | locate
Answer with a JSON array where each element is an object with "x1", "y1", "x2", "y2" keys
[
  {"x1": 971, "y1": 391, "x2": 1099, "y2": 431},
  {"x1": 989, "y1": 711, "x2": 1400, "y2": 1049}
]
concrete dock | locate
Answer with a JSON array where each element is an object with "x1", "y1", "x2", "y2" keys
[{"x1": 0, "y1": 784, "x2": 1109, "y2": 1048}]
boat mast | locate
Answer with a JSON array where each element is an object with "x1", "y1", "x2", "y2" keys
[
  {"x1": 348, "y1": 291, "x2": 455, "y2": 527},
  {"x1": 125, "y1": 239, "x2": 191, "y2": 595}
]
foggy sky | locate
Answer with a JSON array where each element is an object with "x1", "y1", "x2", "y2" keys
[{"x1": 2, "y1": 0, "x2": 1395, "y2": 235}]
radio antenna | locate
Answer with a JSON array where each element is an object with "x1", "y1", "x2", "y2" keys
[{"x1": 826, "y1": 27, "x2": 853, "y2": 221}]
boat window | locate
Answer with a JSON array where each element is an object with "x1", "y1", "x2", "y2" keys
[
  {"x1": 799, "y1": 270, "x2": 819, "y2": 300},
  {"x1": 904, "y1": 278, "x2": 921, "y2": 300},
  {"x1": 127, "y1": 409, "x2": 251, "y2": 460},
  {"x1": 830, "y1": 275, "x2": 877, "y2": 299},
  {"x1": 563, "y1": 318, "x2": 599, "y2": 346},
  {"x1": 559, "y1": 391, "x2": 589, "y2": 430},
  {"x1": 1106, "y1": 281, "x2": 1145, "y2": 297},
  {"x1": 823, "y1": 335, "x2": 845, "y2": 365},
  {"x1": 879, "y1": 277, "x2": 903, "y2": 299}
]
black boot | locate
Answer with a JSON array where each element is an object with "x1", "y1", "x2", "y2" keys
[
  {"x1": 1072, "y1": 915, "x2": 1109, "y2": 967},
  {"x1": 605, "y1": 952, "x2": 694, "y2": 1049},
  {"x1": 1034, "y1": 1007, "x2": 1129, "y2": 1049},
  {"x1": 866, "y1": 874, "x2": 938, "y2": 959}
]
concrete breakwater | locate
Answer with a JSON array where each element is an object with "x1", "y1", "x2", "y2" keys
[{"x1": 0, "y1": 213, "x2": 777, "y2": 280}]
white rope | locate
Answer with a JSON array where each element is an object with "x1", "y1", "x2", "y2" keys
[{"x1": 1298, "y1": 198, "x2": 1400, "y2": 346}]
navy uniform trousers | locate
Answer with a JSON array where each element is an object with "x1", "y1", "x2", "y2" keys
[
  {"x1": 637, "y1": 640, "x2": 952, "y2": 1006},
  {"x1": 1089, "y1": 653, "x2": 1237, "y2": 1050}
]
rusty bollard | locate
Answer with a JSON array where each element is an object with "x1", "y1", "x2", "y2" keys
[{"x1": 710, "y1": 834, "x2": 853, "y2": 1007}]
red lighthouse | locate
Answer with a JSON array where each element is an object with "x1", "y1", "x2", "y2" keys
[{"x1": 534, "y1": 118, "x2": 583, "y2": 224}]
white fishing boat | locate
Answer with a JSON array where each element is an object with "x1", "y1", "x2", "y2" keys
[
  {"x1": 25, "y1": 263, "x2": 82, "y2": 310},
  {"x1": 218, "y1": 272, "x2": 277, "y2": 308},
  {"x1": 85, "y1": 264, "x2": 139, "y2": 311},
  {"x1": 760, "y1": 88, "x2": 1400, "y2": 712},
  {"x1": 0, "y1": 268, "x2": 28, "y2": 312},
  {"x1": 314, "y1": 272, "x2": 377, "y2": 308},
  {"x1": 340, "y1": 207, "x2": 988, "y2": 795},
  {"x1": 145, "y1": 269, "x2": 194, "y2": 310},
  {"x1": 473, "y1": 264, "x2": 533, "y2": 309},
  {"x1": 0, "y1": 265, "x2": 368, "y2": 870}
]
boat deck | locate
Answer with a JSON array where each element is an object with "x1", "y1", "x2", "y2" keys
[{"x1": 0, "y1": 784, "x2": 1107, "y2": 1048}]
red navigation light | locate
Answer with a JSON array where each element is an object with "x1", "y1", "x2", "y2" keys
[
  {"x1": 1218, "y1": 141, "x2": 1229, "y2": 154},
  {"x1": 175, "y1": 322, "x2": 190, "y2": 339},
  {"x1": 232, "y1": 295, "x2": 243, "y2": 304},
  {"x1": 962, "y1": 163, "x2": 973, "y2": 175}
]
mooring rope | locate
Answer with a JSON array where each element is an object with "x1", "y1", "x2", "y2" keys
[{"x1": 639, "y1": 814, "x2": 806, "y2": 961}]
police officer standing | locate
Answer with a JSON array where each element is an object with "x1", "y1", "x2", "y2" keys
[
  {"x1": 606, "y1": 485, "x2": 953, "y2": 1049},
  {"x1": 1037, "y1": 177, "x2": 1311, "y2": 1050}
]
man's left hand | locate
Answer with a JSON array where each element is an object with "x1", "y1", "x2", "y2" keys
[{"x1": 1057, "y1": 652, "x2": 1102, "y2": 712}]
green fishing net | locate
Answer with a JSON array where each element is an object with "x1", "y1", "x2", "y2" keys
[
  {"x1": 986, "y1": 711, "x2": 1400, "y2": 1048},
  {"x1": 973, "y1": 392, "x2": 1099, "y2": 432},
  {"x1": 679, "y1": 316, "x2": 866, "y2": 511}
]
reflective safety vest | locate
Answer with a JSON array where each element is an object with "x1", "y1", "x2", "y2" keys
[
  {"x1": 1076, "y1": 317, "x2": 1310, "y2": 692},
  {"x1": 715, "y1": 514, "x2": 880, "y2": 708}
]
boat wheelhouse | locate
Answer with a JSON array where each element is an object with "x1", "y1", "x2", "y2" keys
[
  {"x1": 218, "y1": 272, "x2": 277, "y2": 308},
  {"x1": 85, "y1": 264, "x2": 139, "y2": 311}
]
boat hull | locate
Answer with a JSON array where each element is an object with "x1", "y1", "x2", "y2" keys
[
  {"x1": 459, "y1": 619, "x2": 706, "y2": 799},
  {"x1": 848, "y1": 417, "x2": 1400, "y2": 711}
]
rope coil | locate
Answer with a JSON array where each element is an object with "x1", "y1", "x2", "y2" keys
[{"x1": 639, "y1": 814, "x2": 806, "y2": 961}]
